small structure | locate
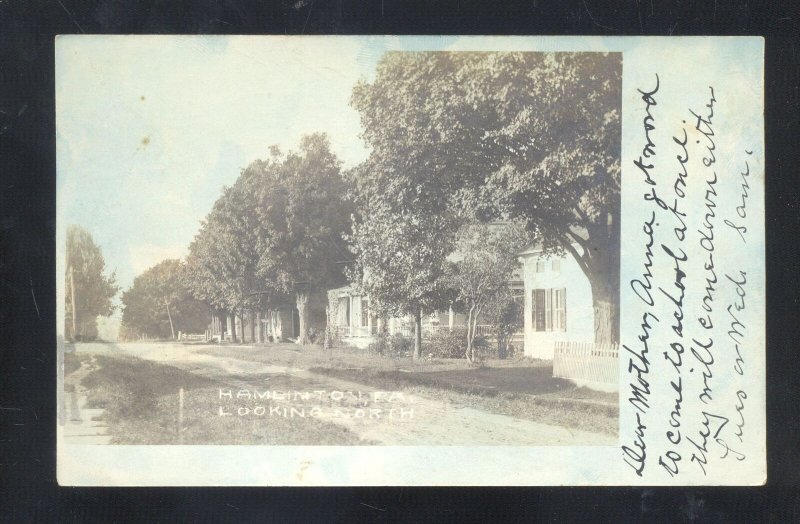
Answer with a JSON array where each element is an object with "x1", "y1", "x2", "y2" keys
[
  {"x1": 207, "y1": 307, "x2": 298, "y2": 343},
  {"x1": 518, "y1": 245, "x2": 595, "y2": 360}
]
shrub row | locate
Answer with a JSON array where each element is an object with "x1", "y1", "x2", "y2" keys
[{"x1": 366, "y1": 328, "x2": 521, "y2": 360}]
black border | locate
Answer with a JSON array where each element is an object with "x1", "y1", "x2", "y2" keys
[{"x1": 2, "y1": 1, "x2": 799, "y2": 521}]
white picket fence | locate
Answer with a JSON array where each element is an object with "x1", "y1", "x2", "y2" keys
[
  {"x1": 337, "y1": 325, "x2": 378, "y2": 338},
  {"x1": 552, "y1": 340, "x2": 619, "y2": 385},
  {"x1": 179, "y1": 331, "x2": 210, "y2": 342}
]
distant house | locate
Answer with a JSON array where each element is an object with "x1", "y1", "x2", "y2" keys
[
  {"x1": 326, "y1": 286, "x2": 467, "y2": 348},
  {"x1": 518, "y1": 244, "x2": 594, "y2": 360},
  {"x1": 327, "y1": 267, "x2": 525, "y2": 349}
]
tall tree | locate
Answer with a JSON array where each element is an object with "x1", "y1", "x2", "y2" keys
[
  {"x1": 445, "y1": 222, "x2": 530, "y2": 362},
  {"x1": 255, "y1": 134, "x2": 351, "y2": 345},
  {"x1": 345, "y1": 119, "x2": 459, "y2": 360},
  {"x1": 185, "y1": 164, "x2": 268, "y2": 341},
  {"x1": 65, "y1": 225, "x2": 119, "y2": 341},
  {"x1": 351, "y1": 51, "x2": 621, "y2": 344},
  {"x1": 347, "y1": 197, "x2": 455, "y2": 360},
  {"x1": 120, "y1": 259, "x2": 211, "y2": 340}
]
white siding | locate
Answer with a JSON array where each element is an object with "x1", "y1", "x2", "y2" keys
[
  {"x1": 351, "y1": 295, "x2": 362, "y2": 328},
  {"x1": 522, "y1": 248, "x2": 594, "y2": 359}
]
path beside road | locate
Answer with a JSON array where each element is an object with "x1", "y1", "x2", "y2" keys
[{"x1": 62, "y1": 355, "x2": 112, "y2": 444}]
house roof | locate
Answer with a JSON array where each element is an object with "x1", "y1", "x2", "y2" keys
[{"x1": 517, "y1": 226, "x2": 589, "y2": 258}]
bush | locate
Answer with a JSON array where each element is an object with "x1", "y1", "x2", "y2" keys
[
  {"x1": 368, "y1": 332, "x2": 413, "y2": 358},
  {"x1": 425, "y1": 328, "x2": 468, "y2": 359},
  {"x1": 305, "y1": 326, "x2": 321, "y2": 344},
  {"x1": 471, "y1": 335, "x2": 491, "y2": 363}
]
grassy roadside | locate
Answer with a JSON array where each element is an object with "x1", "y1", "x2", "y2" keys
[
  {"x1": 64, "y1": 352, "x2": 370, "y2": 445},
  {"x1": 64, "y1": 352, "x2": 86, "y2": 376},
  {"x1": 199, "y1": 343, "x2": 619, "y2": 436},
  {"x1": 312, "y1": 367, "x2": 618, "y2": 436}
]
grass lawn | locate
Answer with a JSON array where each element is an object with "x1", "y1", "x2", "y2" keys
[
  {"x1": 198, "y1": 343, "x2": 619, "y2": 436},
  {"x1": 64, "y1": 352, "x2": 371, "y2": 445},
  {"x1": 63, "y1": 353, "x2": 85, "y2": 376}
]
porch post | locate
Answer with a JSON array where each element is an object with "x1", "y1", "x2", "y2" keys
[{"x1": 448, "y1": 305, "x2": 455, "y2": 331}]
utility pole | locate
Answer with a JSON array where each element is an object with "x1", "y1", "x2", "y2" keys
[
  {"x1": 164, "y1": 298, "x2": 175, "y2": 339},
  {"x1": 69, "y1": 266, "x2": 77, "y2": 339}
]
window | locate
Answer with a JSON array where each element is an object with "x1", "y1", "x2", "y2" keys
[
  {"x1": 553, "y1": 288, "x2": 566, "y2": 330},
  {"x1": 551, "y1": 259, "x2": 561, "y2": 272},
  {"x1": 531, "y1": 288, "x2": 567, "y2": 332},
  {"x1": 535, "y1": 261, "x2": 546, "y2": 273}
]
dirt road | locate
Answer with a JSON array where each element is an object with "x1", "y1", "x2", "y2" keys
[{"x1": 69, "y1": 342, "x2": 616, "y2": 446}]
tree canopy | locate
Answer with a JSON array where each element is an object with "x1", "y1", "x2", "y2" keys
[
  {"x1": 351, "y1": 51, "x2": 621, "y2": 343},
  {"x1": 65, "y1": 225, "x2": 119, "y2": 341},
  {"x1": 254, "y1": 134, "x2": 352, "y2": 344},
  {"x1": 120, "y1": 259, "x2": 210, "y2": 340},
  {"x1": 345, "y1": 131, "x2": 461, "y2": 359},
  {"x1": 186, "y1": 133, "x2": 350, "y2": 345},
  {"x1": 185, "y1": 163, "x2": 272, "y2": 341}
]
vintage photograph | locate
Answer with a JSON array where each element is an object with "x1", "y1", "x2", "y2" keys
[{"x1": 58, "y1": 37, "x2": 621, "y2": 447}]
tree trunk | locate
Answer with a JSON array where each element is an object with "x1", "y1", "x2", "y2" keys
[
  {"x1": 565, "y1": 227, "x2": 620, "y2": 345},
  {"x1": 296, "y1": 291, "x2": 309, "y2": 345},
  {"x1": 465, "y1": 305, "x2": 475, "y2": 363},
  {"x1": 590, "y1": 277, "x2": 619, "y2": 345},
  {"x1": 250, "y1": 310, "x2": 256, "y2": 343},
  {"x1": 230, "y1": 313, "x2": 237, "y2": 343},
  {"x1": 269, "y1": 310, "x2": 277, "y2": 341},
  {"x1": 413, "y1": 307, "x2": 422, "y2": 360},
  {"x1": 323, "y1": 305, "x2": 331, "y2": 351}
]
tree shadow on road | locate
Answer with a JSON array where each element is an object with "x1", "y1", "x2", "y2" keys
[{"x1": 373, "y1": 365, "x2": 573, "y2": 397}]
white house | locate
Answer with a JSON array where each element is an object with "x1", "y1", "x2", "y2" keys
[
  {"x1": 327, "y1": 286, "x2": 472, "y2": 348},
  {"x1": 518, "y1": 245, "x2": 595, "y2": 360}
]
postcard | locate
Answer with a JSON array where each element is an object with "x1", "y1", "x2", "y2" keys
[{"x1": 55, "y1": 35, "x2": 764, "y2": 485}]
